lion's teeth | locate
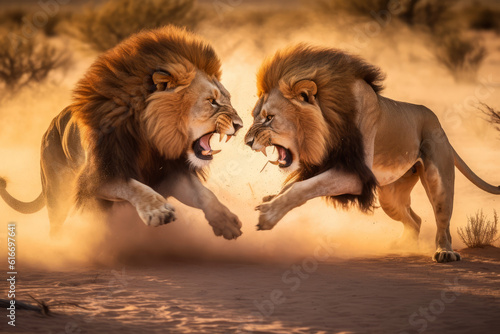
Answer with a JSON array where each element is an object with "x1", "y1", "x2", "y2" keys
[
  {"x1": 258, "y1": 147, "x2": 267, "y2": 157},
  {"x1": 267, "y1": 146, "x2": 279, "y2": 161},
  {"x1": 219, "y1": 134, "x2": 226, "y2": 143},
  {"x1": 210, "y1": 134, "x2": 223, "y2": 151},
  {"x1": 269, "y1": 160, "x2": 279, "y2": 165},
  {"x1": 225, "y1": 135, "x2": 232, "y2": 143},
  {"x1": 278, "y1": 159, "x2": 286, "y2": 165},
  {"x1": 211, "y1": 149, "x2": 222, "y2": 155},
  {"x1": 201, "y1": 150, "x2": 212, "y2": 156}
]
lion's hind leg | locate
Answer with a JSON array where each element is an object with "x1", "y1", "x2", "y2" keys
[
  {"x1": 418, "y1": 155, "x2": 460, "y2": 263},
  {"x1": 378, "y1": 165, "x2": 422, "y2": 248}
]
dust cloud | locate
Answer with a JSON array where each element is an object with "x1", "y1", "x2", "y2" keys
[{"x1": 1, "y1": 2, "x2": 499, "y2": 270}]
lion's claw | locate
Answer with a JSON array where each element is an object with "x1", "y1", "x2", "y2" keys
[
  {"x1": 138, "y1": 197, "x2": 176, "y2": 227},
  {"x1": 207, "y1": 207, "x2": 243, "y2": 240},
  {"x1": 433, "y1": 250, "x2": 461, "y2": 263},
  {"x1": 255, "y1": 201, "x2": 283, "y2": 231}
]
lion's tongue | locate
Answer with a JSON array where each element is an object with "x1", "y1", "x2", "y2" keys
[
  {"x1": 269, "y1": 146, "x2": 286, "y2": 165},
  {"x1": 200, "y1": 134, "x2": 212, "y2": 151},
  {"x1": 277, "y1": 146, "x2": 286, "y2": 161}
]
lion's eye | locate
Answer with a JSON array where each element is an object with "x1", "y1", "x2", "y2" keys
[
  {"x1": 208, "y1": 98, "x2": 218, "y2": 106},
  {"x1": 266, "y1": 115, "x2": 274, "y2": 122}
]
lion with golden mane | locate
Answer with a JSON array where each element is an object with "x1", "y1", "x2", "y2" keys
[
  {"x1": 245, "y1": 44, "x2": 500, "y2": 262},
  {"x1": 0, "y1": 26, "x2": 243, "y2": 240}
]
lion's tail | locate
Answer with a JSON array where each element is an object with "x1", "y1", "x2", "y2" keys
[
  {"x1": 0, "y1": 177, "x2": 45, "y2": 214},
  {"x1": 453, "y1": 148, "x2": 500, "y2": 195}
]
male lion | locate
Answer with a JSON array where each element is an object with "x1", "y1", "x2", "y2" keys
[
  {"x1": 0, "y1": 26, "x2": 243, "y2": 240},
  {"x1": 245, "y1": 44, "x2": 500, "y2": 262}
]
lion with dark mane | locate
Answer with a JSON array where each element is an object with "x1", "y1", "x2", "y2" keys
[
  {"x1": 0, "y1": 26, "x2": 243, "y2": 240},
  {"x1": 245, "y1": 44, "x2": 500, "y2": 262}
]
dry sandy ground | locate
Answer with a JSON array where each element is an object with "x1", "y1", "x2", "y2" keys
[{"x1": 1, "y1": 248, "x2": 500, "y2": 334}]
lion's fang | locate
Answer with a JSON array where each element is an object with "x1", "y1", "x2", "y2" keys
[
  {"x1": 225, "y1": 135, "x2": 232, "y2": 143},
  {"x1": 269, "y1": 160, "x2": 279, "y2": 165},
  {"x1": 202, "y1": 149, "x2": 221, "y2": 156}
]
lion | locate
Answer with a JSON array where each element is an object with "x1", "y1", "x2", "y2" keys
[
  {"x1": 0, "y1": 26, "x2": 244, "y2": 240},
  {"x1": 244, "y1": 44, "x2": 500, "y2": 262}
]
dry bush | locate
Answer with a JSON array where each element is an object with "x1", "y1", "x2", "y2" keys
[
  {"x1": 468, "y1": 6, "x2": 500, "y2": 31},
  {"x1": 433, "y1": 31, "x2": 487, "y2": 82},
  {"x1": 480, "y1": 104, "x2": 500, "y2": 133},
  {"x1": 458, "y1": 210, "x2": 499, "y2": 248},
  {"x1": 0, "y1": 30, "x2": 70, "y2": 92},
  {"x1": 316, "y1": 0, "x2": 453, "y2": 31},
  {"x1": 73, "y1": 0, "x2": 203, "y2": 51},
  {"x1": 0, "y1": 7, "x2": 64, "y2": 37}
]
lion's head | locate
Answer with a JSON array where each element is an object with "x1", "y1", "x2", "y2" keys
[
  {"x1": 245, "y1": 44, "x2": 384, "y2": 210},
  {"x1": 72, "y1": 26, "x2": 243, "y2": 179}
]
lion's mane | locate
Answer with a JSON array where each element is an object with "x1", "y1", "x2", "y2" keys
[
  {"x1": 71, "y1": 26, "x2": 221, "y2": 204},
  {"x1": 257, "y1": 44, "x2": 385, "y2": 211}
]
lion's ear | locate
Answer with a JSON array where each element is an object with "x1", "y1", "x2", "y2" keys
[
  {"x1": 280, "y1": 79, "x2": 318, "y2": 105},
  {"x1": 294, "y1": 80, "x2": 317, "y2": 104},
  {"x1": 152, "y1": 71, "x2": 173, "y2": 91},
  {"x1": 152, "y1": 62, "x2": 196, "y2": 92}
]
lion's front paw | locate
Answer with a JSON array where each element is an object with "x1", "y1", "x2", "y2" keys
[
  {"x1": 255, "y1": 201, "x2": 286, "y2": 231},
  {"x1": 137, "y1": 195, "x2": 176, "y2": 227},
  {"x1": 207, "y1": 208, "x2": 242, "y2": 240},
  {"x1": 433, "y1": 250, "x2": 461, "y2": 263}
]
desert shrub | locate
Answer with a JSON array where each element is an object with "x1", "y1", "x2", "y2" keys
[
  {"x1": 73, "y1": 0, "x2": 203, "y2": 51},
  {"x1": 469, "y1": 7, "x2": 500, "y2": 31},
  {"x1": 0, "y1": 30, "x2": 71, "y2": 92},
  {"x1": 0, "y1": 7, "x2": 64, "y2": 37},
  {"x1": 433, "y1": 31, "x2": 487, "y2": 82},
  {"x1": 316, "y1": 0, "x2": 453, "y2": 31},
  {"x1": 480, "y1": 104, "x2": 500, "y2": 133},
  {"x1": 0, "y1": 8, "x2": 28, "y2": 27},
  {"x1": 458, "y1": 210, "x2": 499, "y2": 248}
]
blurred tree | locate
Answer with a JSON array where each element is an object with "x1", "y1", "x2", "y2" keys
[
  {"x1": 73, "y1": 0, "x2": 203, "y2": 51},
  {"x1": 0, "y1": 31, "x2": 70, "y2": 92}
]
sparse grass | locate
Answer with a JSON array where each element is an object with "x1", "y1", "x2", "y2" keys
[
  {"x1": 433, "y1": 31, "x2": 487, "y2": 82},
  {"x1": 458, "y1": 210, "x2": 499, "y2": 248},
  {"x1": 0, "y1": 29, "x2": 71, "y2": 92},
  {"x1": 73, "y1": 0, "x2": 203, "y2": 51}
]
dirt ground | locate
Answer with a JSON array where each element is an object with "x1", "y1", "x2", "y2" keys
[{"x1": 1, "y1": 248, "x2": 500, "y2": 334}]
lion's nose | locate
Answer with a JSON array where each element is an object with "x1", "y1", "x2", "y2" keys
[
  {"x1": 233, "y1": 122, "x2": 243, "y2": 134},
  {"x1": 245, "y1": 138, "x2": 254, "y2": 148}
]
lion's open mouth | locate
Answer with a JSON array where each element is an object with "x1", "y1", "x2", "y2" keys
[
  {"x1": 193, "y1": 132, "x2": 232, "y2": 160},
  {"x1": 266, "y1": 144, "x2": 293, "y2": 168}
]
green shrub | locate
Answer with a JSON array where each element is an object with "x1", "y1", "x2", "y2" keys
[
  {"x1": 74, "y1": 0, "x2": 203, "y2": 51},
  {"x1": 458, "y1": 210, "x2": 499, "y2": 248}
]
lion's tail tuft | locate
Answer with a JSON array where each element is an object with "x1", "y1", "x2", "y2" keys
[
  {"x1": 453, "y1": 148, "x2": 500, "y2": 195},
  {"x1": 0, "y1": 177, "x2": 45, "y2": 214}
]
